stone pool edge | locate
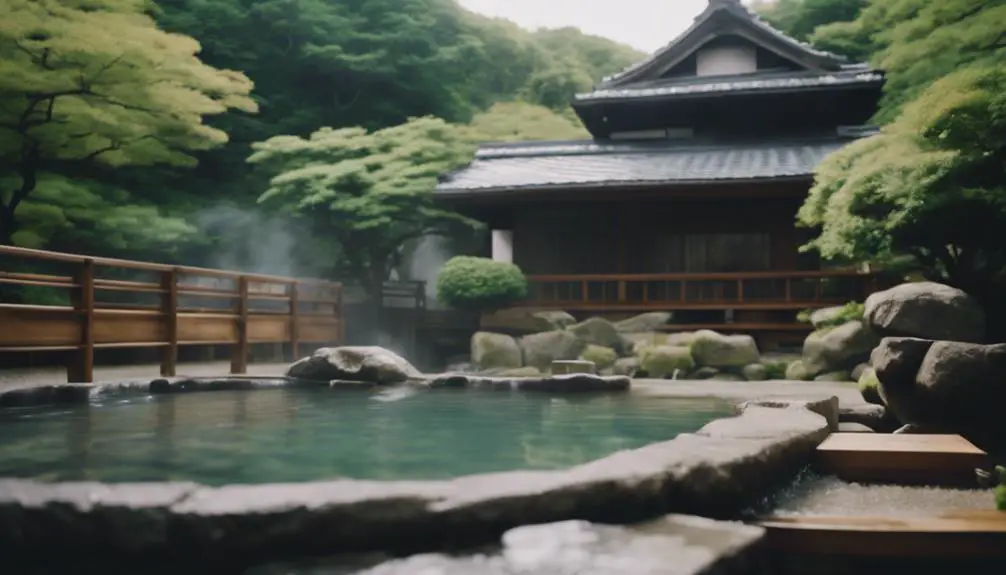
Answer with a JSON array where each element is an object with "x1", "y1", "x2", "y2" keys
[{"x1": 0, "y1": 376, "x2": 837, "y2": 570}]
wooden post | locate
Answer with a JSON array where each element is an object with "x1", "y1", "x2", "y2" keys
[
  {"x1": 289, "y1": 281, "x2": 300, "y2": 361},
  {"x1": 160, "y1": 268, "x2": 178, "y2": 377},
  {"x1": 737, "y1": 279, "x2": 745, "y2": 303},
  {"x1": 68, "y1": 258, "x2": 95, "y2": 383},
  {"x1": 231, "y1": 276, "x2": 249, "y2": 374}
]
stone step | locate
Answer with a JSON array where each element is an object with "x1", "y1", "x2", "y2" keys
[
  {"x1": 759, "y1": 510, "x2": 1006, "y2": 558},
  {"x1": 816, "y1": 433, "x2": 989, "y2": 486}
]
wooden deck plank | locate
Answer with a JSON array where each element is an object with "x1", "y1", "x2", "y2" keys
[
  {"x1": 760, "y1": 511, "x2": 1006, "y2": 558},
  {"x1": 815, "y1": 433, "x2": 989, "y2": 486}
]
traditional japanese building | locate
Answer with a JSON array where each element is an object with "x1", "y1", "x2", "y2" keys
[{"x1": 435, "y1": 0, "x2": 886, "y2": 345}]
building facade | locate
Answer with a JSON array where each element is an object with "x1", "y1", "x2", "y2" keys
[{"x1": 435, "y1": 0, "x2": 886, "y2": 345}]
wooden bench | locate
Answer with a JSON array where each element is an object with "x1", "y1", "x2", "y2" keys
[
  {"x1": 816, "y1": 433, "x2": 989, "y2": 486},
  {"x1": 759, "y1": 510, "x2": 1006, "y2": 558}
]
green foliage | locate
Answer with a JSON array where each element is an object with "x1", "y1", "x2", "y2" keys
[
  {"x1": 755, "y1": 0, "x2": 868, "y2": 47},
  {"x1": 798, "y1": 301, "x2": 865, "y2": 328},
  {"x1": 465, "y1": 101, "x2": 589, "y2": 143},
  {"x1": 250, "y1": 117, "x2": 482, "y2": 295},
  {"x1": 436, "y1": 256, "x2": 528, "y2": 313},
  {"x1": 761, "y1": 360, "x2": 789, "y2": 380},
  {"x1": 799, "y1": 65, "x2": 1006, "y2": 302},
  {"x1": 0, "y1": 0, "x2": 256, "y2": 244},
  {"x1": 6, "y1": 173, "x2": 197, "y2": 257}
]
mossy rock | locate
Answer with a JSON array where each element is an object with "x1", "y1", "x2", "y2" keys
[
  {"x1": 689, "y1": 366, "x2": 719, "y2": 380},
  {"x1": 857, "y1": 367, "x2": 885, "y2": 406},
  {"x1": 612, "y1": 357, "x2": 641, "y2": 377},
  {"x1": 613, "y1": 312, "x2": 672, "y2": 333},
  {"x1": 640, "y1": 345, "x2": 695, "y2": 379},
  {"x1": 471, "y1": 332, "x2": 522, "y2": 370},
  {"x1": 785, "y1": 360, "x2": 812, "y2": 381},
  {"x1": 483, "y1": 366, "x2": 542, "y2": 377},
  {"x1": 742, "y1": 363, "x2": 768, "y2": 381},
  {"x1": 580, "y1": 345, "x2": 618, "y2": 369},
  {"x1": 568, "y1": 317, "x2": 624, "y2": 353},
  {"x1": 996, "y1": 484, "x2": 1006, "y2": 511},
  {"x1": 519, "y1": 330, "x2": 586, "y2": 370},
  {"x1": 710, "y1": 373, "x2": 746, "y2": 382},
  {"x1": 666, "y1": 332, "x2": 697, "y2": 347},
  {"x1": 814, "y1": 370, "x2": 853, "y2": 382},
  {"x1": 689, "y1": 330, "x2": 760, "y2": 368},
  {"x1": 531, "y1": 310, "x2": 576, "y2": 331},
  {"x1": 623, "y1": 332, "x2": 668, "y2": 355}
]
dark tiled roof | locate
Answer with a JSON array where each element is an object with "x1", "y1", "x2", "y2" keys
[
  {"x1": 576, "y1": 68, "x2": 884, "y2": 103},
  {"x1": 602, "y1": 0, "x2": 851, "y2": 86},
  {"x1": 436, "y1": 135, "x2": 871, "y2": 194}
]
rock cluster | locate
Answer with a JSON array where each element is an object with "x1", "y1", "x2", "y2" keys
[
  {"x1": 860, "y1": 282, "x2": 1005, "y2": 454},
  {"x1": 469, "y1": 312, "x2": 779, "y2": 381}
]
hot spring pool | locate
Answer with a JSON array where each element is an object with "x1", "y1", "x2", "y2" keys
[{"x1": 0, "y1": 387, "x2": 733, "y2": 485}]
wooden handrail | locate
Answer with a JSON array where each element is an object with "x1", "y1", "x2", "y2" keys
[
  {"x1": 522, "y1": 269, "x2": 879, "y2": 311},
  {"x1": 0, "y1": 245, "x2": 336, "y2": 286},
  {"x1": 0, "y1": 246, "x2": 345, "y2": 382},
  {"x1": 527, "y1": 269, "x2": 871, "y2": 282}
]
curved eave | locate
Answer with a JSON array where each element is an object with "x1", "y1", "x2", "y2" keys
[
  {"x1": 573, "y1": 74, "x2": 886, "y2": 107},
  {"x1": 435, "y1": 175, "x2": 814, "y2": 201}
]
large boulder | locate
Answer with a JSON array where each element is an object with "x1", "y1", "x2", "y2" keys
[
  {"x1": 471, "y1": 332, "x2": 523, "y2": 371},
  {"x1": 613, "y1": 312, "x2": 672, "y2": 333},
  {"x1": 864, "y1": 281, "x2": 986, "y2": 342},
  {"x1": 568, "y1": 317, "x2": 624, "y2": 352},
  {"x1": 520, "y1": 330, "x2": 587, "y2": 371},
  {"x1": 286, "y1": 346, "x2": 422, "y2": 384},
  {"x1": 784, "y1": 360, "x2": 812, "y2": 381},
  {"x1": 689, "y1": 330, "x2": 760, "y2": 368},
  {"x1": 880, "y1": 341, "x2": 1006, "y2": 453},
  {"x1": 579, "y1": 345, "x2": 618, "y2": 370},
  {"x1": 623, "y1": 332, "x2": 667, "y2": 355},
  {"x1": 857, "y1": 367, "x2": 884, "y2": 406},
  {"x1": 639, "y1": 345, "x2": 695, "y2": 378},
  {"x1": 531, "y1": 310, "x2": 577, "y2": 331},
  {"x1": 870, "y1": 337, "x2": 934, "y2": 391},
  {"x1": 801, "y1": 320, "x2": 879, "y2": 377}
]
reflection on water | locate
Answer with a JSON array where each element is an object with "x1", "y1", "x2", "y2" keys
[{"x1": 0, "y1": 389, "x2": 733, "y2": 485}]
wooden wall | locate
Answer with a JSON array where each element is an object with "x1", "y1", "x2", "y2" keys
[{"x1": 512, "y1": 197, "x2": 814, "y2": 275}]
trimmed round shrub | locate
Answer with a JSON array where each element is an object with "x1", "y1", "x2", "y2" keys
[{"x1": 436, "y1": 256, "x2": 528, "y2": 312}]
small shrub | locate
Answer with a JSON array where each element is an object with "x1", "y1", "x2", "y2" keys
[
  {"x1": 802, "y1": 301, "x2": 866, "y2": 331},
  {"x1": 436, "y1": 256, "x2": 528, "y2": 313},
  {"x1": 762, "y1": 360, "x2": 788, "y2": 380}
]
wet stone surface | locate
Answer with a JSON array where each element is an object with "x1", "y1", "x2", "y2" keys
[{"x1": 252, "y1": 516, "x2": 766, "y2": 575}]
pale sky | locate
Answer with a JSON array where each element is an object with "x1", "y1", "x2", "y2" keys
[{"x1": 457, "y1": 0, "x2": 721, "y2": 53}]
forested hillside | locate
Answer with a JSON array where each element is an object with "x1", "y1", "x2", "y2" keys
[{"x1": 1, "y1": 0, "x2": 642, "y2": 280}]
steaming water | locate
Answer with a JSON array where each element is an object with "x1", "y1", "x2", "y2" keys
[{"x1": 0, "y1": 389, "x2": 732, "y2": 485}]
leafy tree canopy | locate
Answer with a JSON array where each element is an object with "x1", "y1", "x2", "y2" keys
[
  {"x1": 798, "y1": 65, "x2": 1006, "y2": 300},
  {"x1": 249, "y1": 116, "x2": 481, "y2": 298},
  {"x1": 0, "y1": 0, "x2": 256, "y2": 244},
  {"x1": 754, "y1": 0, "x2": 867, "y2": 48}
]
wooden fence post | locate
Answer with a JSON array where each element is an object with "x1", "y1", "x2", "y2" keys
[
  {"x1": 68, "y1": 258, "x2": 95, "y2": 383},
  {"x1": 289, "y1": 281, "x2": 300, "y2": 361},
  {"x1": 160, "y1": 268, "x2": 178, "y2": 377},
  {"x1": 231, "y1": 276, "x2": 249, "y2": 374}
]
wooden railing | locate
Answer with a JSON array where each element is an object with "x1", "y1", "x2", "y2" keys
[
  {"x1": 522, "y1": 270, "x2": 880, "y2": 311},
  {"x1": 0, "y1": 245, "x2": 344, "y2": 382}
]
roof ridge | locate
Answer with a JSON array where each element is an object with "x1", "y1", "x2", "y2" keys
[{"x1": 600, "y1": 0, "x2": 854, "y2": 87}]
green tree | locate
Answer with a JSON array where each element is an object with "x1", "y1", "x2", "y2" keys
[
  {"x1": 0, "y1": 0, "x2": 257, "y2": 245},
  {"x1": 249, "y1": 116, "x2": 482, "y2": 306},
  {"x1": 798, "y1": 65, "x2": 1006, "y2": 337},
  {"x1": 465, "y1": 101, "x2": 589, "y2": 142},
  {"x1": 755, "y1": 0, "x2": 867, "y2": 46}
]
